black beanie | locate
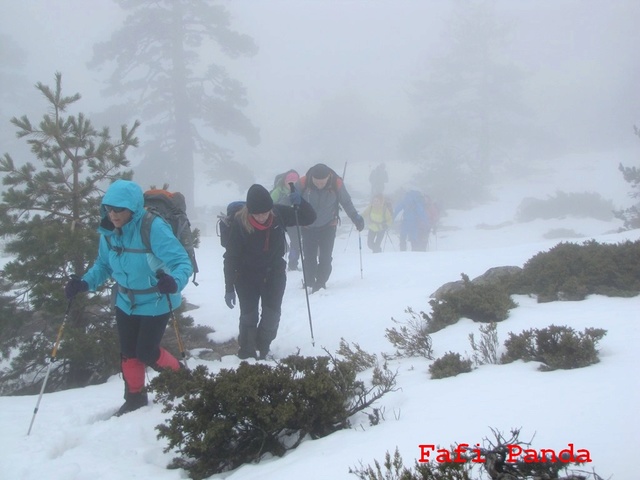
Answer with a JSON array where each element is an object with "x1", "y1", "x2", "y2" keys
[
  {"x1": 246, "y1": 184, "x2": 273, "y2": 214},
  {"x1": 309, "y1": 163, "x2": 331, "y2": 179}
]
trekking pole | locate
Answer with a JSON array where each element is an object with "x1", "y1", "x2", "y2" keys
[
  {"x1": 290, "y1": 182, "x2": 315, "y2": 346},
  {"x1": 384, "y1": 230, "x2": 395, "y2": 251},
  {"x1": 358, "y1": 231, "x2": 363, "y2": 279},
  {"x1": 166, "y1": 294, "x2": 189, "y2": 369},
  {"x1": 344, "y1": 224, "x2": 354, "y2": 252},
  {"x1": 27, "y1": 299, "x2": 73, "y2": 436},
  {"x1": 157, "y1": 270, "x2": 189, "y2": 369}
]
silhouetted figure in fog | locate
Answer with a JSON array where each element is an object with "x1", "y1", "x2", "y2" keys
[{"x1": 369, "y1": 163, "x2": 388, "y2": 197}]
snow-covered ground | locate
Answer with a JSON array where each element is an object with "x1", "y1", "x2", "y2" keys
[{"x1": 1, "y1": 152, "x2": 638, "y2": 479}]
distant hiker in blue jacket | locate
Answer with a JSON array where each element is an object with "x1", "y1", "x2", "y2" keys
[
  {"x1": 393, "y1": 189, "x2": 431, "y2": 251},
  {"x1": 64, "y1": 179, "x2": 193, "y2": 416}
]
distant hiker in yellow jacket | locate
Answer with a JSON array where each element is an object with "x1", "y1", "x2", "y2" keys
[{"x1": 362, "y1": 194, "x2": 393, "y2": 253}]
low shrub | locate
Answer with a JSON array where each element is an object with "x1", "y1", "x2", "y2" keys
[
  {"x1": 468, "y1": 322, "x2": 499, "y2": 366},
  {"x1": 542, "y1": 228, "x2": 584, "y2": 240},
  {"x1": 516, "y1": 240, "x2": 640, "y2": 301},
  {"x1": 501, "y1": 325, "x2": 607, "y2": 371},
  {"x1": 516, "y1": 191, "x2": 615, "y2": 222},
  {"x1": 337, "y1": 338, "x2": 378, "y2": 371},
  {"x1": 150, "y1": 352, "x2": 397, "y2": 479},
  {"x1": 349, "y1": 446, "x2": 471, "y2": 480},
  {"x1": 350, "y1": 428, "x2": 605, "y2": 480},
  {"x1": 429, "y1": 274, "x2": 517, "y2": 331},
  {"x1": 385, "y1": 308, "x2": 434, "y2": 359},
  {"x1": 429, "y1": 352, "x2": 472, "y2": 379}
]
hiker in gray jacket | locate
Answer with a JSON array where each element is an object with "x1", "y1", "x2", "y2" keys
[{"x1": 296, "y1": 163, "x2": 364, "y2": 293}]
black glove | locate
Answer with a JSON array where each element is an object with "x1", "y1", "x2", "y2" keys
[
  {"x1": 156, "y1": 273, "x2": 178, "y2": 294},
  {"x1": 354, "y1": 214, "x2": 365, "y2": 232},
  {"x1": 65, "y1": 276, "x2": 88, "y2": 300},
  {"x1": 225, "y1": 290, "x2": 236, "y2": 309},
  {"x1": 289, "y1": 190, "x2": 302, "y2": 206}
]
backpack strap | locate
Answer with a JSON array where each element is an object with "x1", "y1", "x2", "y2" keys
[{"x1": 139, "y1": 211, "x2": 155, "y2": 252}]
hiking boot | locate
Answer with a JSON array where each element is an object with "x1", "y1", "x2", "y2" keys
[
  {"x1": 237, "y1": 348, "x2": 257, "y2": 360},
  {"x1": 114, "y1": 392, "x2": 148, "y2": 417}
]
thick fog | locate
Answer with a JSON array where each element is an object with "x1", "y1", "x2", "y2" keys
[{"x1": 1, "y1": 0, "x2": 639, "y2": 216}]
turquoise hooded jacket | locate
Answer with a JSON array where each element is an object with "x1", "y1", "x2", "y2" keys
[{"x1": 82, "y1": 180, "x2": 193, "y2": 316}]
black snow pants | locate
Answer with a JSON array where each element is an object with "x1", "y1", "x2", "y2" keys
[
  {"x1": 301, "y1": 225, "x2": 337, "y2": 289},
  {"x1": 235, "y1": 266, "x2": 287, "y2": 357}
]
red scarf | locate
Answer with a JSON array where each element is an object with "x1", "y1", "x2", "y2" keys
[{"x1": 249, "y1": 213, "x2": 274, "y2": 251}]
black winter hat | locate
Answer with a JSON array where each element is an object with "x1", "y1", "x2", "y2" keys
[
  {"x1": 309, "y1": 163, "x2": 331, "y2": 179},
  {"x1": 246, "y1": 184, "x2": 274, "y2": 214}
]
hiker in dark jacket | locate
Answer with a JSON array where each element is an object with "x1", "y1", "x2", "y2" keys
[
  {"x1": 223, "y1": 184, "x2": 316, "y2": 359},
  {"x1": 296, "y1": 163, "x2": 364, "y2": 293},
  {"x1": 369, "y1": 163, "x2": 388, "y2": 197},
  {"x1": 64, "y1": 179, "x2": 193, "y2": 416}
]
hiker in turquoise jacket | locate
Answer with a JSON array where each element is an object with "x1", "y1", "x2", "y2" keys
[{"x1": 64, "y1": 179, "x2": 192, "y2": 416}]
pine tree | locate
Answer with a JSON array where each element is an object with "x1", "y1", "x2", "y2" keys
[
  {"x1": 88, "y1": 0, "x2": 260, "y2": 213},
  {"x1": 403, "y1": 2, "x2": 530, "y2": 207},
  {"x1": 616, "y1": 126, "x2": 640, "y2": 229},
  {"x1": 0, "y1": 72, "x2": 139, "y2": 394}
]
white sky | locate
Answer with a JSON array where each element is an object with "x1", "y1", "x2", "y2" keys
[
  {"x1": 2, "y1": 0, "x2": 639, "y2": 171},
  {"x1": 0, "y1": 150, "x2": 638, "y2": 479}
]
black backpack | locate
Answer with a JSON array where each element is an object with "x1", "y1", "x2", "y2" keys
[
  {"x1": 216, "y1": 200, "x2": 246, "y2": 248},
  {"x1": 106, "y1": 189, "x2": 200, "y2": 286}
]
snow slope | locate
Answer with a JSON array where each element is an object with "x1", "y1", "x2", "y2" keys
[{"x1": 0, "y1": 152, "x2": 638, "y2": 480}]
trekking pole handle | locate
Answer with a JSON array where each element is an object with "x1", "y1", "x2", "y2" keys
[
  {"x1": 289, "y1": 182, "x2": 301, "y2": 212},
  {"x1": 156, "y1": 269, "x2": 175, "y2": 309}
]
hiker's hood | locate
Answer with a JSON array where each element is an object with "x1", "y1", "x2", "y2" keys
[{"x1": 101, "y1": 180, "x2": 145, "y2": 217}]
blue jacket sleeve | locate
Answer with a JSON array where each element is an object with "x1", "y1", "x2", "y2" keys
[
  {"x1": 148, "y1": 217, "x2": 193, "y2": 291},
  {"x1": 82, "y1": 237, "x2": 113, "y2": 291}
]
